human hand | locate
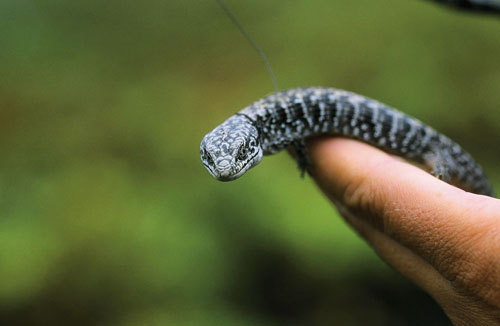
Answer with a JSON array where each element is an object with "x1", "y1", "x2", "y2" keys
[{"x1": 308, "y1": 137, "x2": 500, "y2": 325}]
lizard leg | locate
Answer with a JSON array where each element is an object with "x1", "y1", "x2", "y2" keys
[
  {"x1": 290, "y1": 139, "x2": 312, "y2": 178},
  {"x1": 424, "y1": 151, "x2": 451, "y2": 183}
]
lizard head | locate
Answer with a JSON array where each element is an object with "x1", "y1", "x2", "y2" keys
[{"x1": 200, "y1": 115, "x2": 262, "y2": 181}]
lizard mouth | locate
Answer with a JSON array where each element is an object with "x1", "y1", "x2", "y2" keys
[
  {"x1": 215, "y1": 164, "x2": 252, "y2": 181},
  {"x1": 202, "y1": 150, "x2": 261, "y2": 181}
]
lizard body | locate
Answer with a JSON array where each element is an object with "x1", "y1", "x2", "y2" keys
[{"x1": 201, "y1": 87, "x2": 493, "y2": 196}]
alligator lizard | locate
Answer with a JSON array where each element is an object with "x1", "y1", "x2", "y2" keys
[{"x1": 200, "y1": 87, "x2": 493, "y2": 196}]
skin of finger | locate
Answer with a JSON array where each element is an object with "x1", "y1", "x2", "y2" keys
[
  {"x1": 332, "y1": 196, "x2": 453, "y2": 294},
  {"x1": 334, "y1": 198, "x2": 500, "y2": 325},
  {"x1": 307, "y1": 137, "x2": 500, "y2": 310}
]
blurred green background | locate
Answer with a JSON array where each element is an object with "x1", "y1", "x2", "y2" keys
[{"x1": 1, "y1": 0, "x2": 499, "y2": 325}]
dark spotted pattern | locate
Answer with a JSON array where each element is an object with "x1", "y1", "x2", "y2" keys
[{"x1": 201, "y1": 87, "x2": 493, "y2": 196}]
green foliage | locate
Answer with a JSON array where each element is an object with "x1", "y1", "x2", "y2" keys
[{"x1": 0, "y1": 0, "x2": 498, "y2": 324}]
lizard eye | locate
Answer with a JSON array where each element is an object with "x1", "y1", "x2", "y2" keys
[
  {"x1": 201, "y1": 149, "x2": 214, "y2": 165},
  {"x1": 207, "y1": 153, "x2": 214, "y2": 164},
  {"x1": 237, "y1": 146, "x2": 248, "y2": 160}
]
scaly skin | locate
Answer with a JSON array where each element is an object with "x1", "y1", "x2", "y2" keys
[{"x1": 200, "y1": 87, "x2": 493, "y2": 196}]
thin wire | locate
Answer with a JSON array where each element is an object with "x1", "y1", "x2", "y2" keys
[{"x1": 216, "y1": 0, "x2": 279, "y2": 93}]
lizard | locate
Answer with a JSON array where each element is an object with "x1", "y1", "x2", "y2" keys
[{"x1": 200, "y1": 87, "x2": 493, "y2": 196}]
